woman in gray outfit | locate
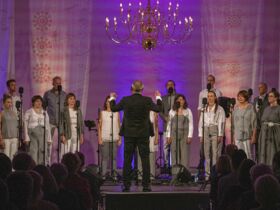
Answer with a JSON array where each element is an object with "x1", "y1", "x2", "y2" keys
[
  {"x1": 258, "y1": 89, "x2": 280, "y2": 165},
  {"x1": 24, "y1": 95, "x2": 52, "y2": 164},
  {"x1": 232, "y1": 90, "x2": 257, "y2": 159},
  {"x1": 60, "y1": 93, "x2": 84, "y2": 157},
  {"x1": 0, "y1": 95, "x2": 18, "y2": 160},
  {"x1": 166, "y1": 94, "x2": 193, "y2": 175}
]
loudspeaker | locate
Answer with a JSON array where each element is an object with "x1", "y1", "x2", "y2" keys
[{"x1": 173, "y1": 164, "x2": 192, "y2": 183}]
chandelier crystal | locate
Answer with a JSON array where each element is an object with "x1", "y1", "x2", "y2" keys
[{"x1": 105, "y1": 0, "x2": 193, "y2": 50}]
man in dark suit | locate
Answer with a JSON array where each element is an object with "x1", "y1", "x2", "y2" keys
[
  {"x1": 110, "y1": 80, "x2": 162, "y2": 192},
  {"x1": 253, "y1": 82, "x2": 269, "y2": 161}
]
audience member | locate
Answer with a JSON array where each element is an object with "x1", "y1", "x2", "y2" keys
[
  {"x1": 253, "y1": 175, "x2": 280, "y2": 210},
  {"x1": 217, "y1": 149, "x2": 247, "y2": 200},
  {"x1": 62, "y1": 152, "x2": 93, "y2": 210},
  {"x1": 28, "y1": 170, "x2": 59, "y2": 210},
  {"x1": 0, "y1": 153, "x2": 12, "y2": 180},
  {"x1": 33, "y1": 165, "x2": 59, "y2": 202},
  {"x1": 50, "y1": 163, "x2": 81, "y2": 210},
  {"x1": 6, "y1": 171, "x2": 33, "y2": 210},
  {"x1": 12, "y1": 152, "x2": 35, "y2": 171}
]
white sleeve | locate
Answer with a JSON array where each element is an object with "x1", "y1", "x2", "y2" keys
[
  {"x1": 197, "y1": 91, "x2": 203, "y2": 110},
  {"x1": 24, "y1": 110, "x2": 31, "y2": 142},
  {"x1": 198, "y1": 111, "x2": 203, "y2": 137},
  {"x1": 187, "y1": 109, "x2": 193, "y2": 138}
]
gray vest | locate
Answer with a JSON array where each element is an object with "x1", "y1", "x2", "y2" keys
[{"x1": 1, "y1": 110, "x2": 18, "y2": 138}]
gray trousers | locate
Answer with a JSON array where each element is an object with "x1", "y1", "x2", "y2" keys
[
  {"x1": 28, "y1": 126, "x2": 46, "y2": 165},
  {"x1": 171, "y1": 136, "x2": 189, "y2": 175},
  {"x1": 203, "y1": 126, "x2": 221, "y2": 177},
  {"x1": 101, "y1": 141, "x2": 118, "y2": 176}
]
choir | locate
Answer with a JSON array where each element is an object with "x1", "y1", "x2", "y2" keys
[{"x1": 0, "y1": 75, "x2": 280, "y2": 180}]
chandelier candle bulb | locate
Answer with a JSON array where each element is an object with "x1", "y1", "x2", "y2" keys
[{"x1": 105, "y1": 17, "x2": 109, "y2": 28}]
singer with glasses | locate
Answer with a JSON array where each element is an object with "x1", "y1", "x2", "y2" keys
[
  {"x1": 232, "y1": 90, "x2": 257, "y2": 159},
  {"x1": 0, "y1": 79, "x2": 21, "y2": 113},
  {"x1": 60, "y1": 93, "x2": 84, "y2": 156},
  {"x1": 0, "y1": 95, "x2": 19, "y2": 160},
  {"x1": 159, "y1": 80, "x2": 179, "y2": 168},
  {"x1": 166, "y1": 94, "x2": 193, "y2": 175},
  {"x1": 24, "y1": 95, "x2": 52, "y2": 164},
  {"x1": 98, "y1": 95, "x2": 121, "y2": 178},
  {"x1": 258, "y1": 89, "x2": 280, "y2": 165},
  {"x1": 43, "y1": 76, "x2": 67, "y2": 162},
  {"x1": 198, "y1": 91, "x2": 225, "y2": 180}
]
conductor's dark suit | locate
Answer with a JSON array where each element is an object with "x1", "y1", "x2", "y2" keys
[{"x1": 110, "y1": 93, "x2": 162, "y2": 188}]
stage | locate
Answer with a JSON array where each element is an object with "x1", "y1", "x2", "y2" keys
[{"x1": 99, "y1": 182, "x2": 210, "y2": 210}]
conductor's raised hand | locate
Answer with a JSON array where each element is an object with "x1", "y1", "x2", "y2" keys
[
  {"x1": 110, "y1": 92, "x2": 117, "y2": 98},
  {"x1": 155, "y1": 90, "x2": 161, "y2": 97}
]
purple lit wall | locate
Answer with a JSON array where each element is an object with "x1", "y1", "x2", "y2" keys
[{"x1": 0, "y1": 0, "x2": 279, "y2": 167}]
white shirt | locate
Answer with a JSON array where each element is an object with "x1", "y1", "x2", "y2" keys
[
  {"x1": 166, "y1": 108, "x2": 193, "y2": 138},
  {"x1": 101, "y1": 111, "x2": 120, "y2": 141},
  {"x1": 198, "y1": 104, "x2": 225, "y2": 137},
  {"x1": 69, "y1": 108, "x2": 77, "y2": 135},
  {"x1": 24, "y1": 108, "x2": 51, "y2": 142},
  {"x1": 197, "y1": 88, "x2": 222, "y2": 110}
]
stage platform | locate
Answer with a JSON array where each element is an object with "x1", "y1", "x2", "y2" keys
[{"x1": 98, "y1": 182, "x2": 210, "y2": 210}]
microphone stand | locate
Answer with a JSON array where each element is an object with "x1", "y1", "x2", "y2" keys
[
  {"x1": 57, "y1": 86, "x2": 62, "y2": 162},
  {"x1": 230, "y1": 105, "x2": 234, "y2": 144},
  {"x1": 18, "y1": 90, "x2": 24, "y2": 151},
  {"x1": 198, "y1": 100, "x2": 207, "y2": 184},
  {"x1": 171, "y1": 104, "x2": 184, "y2": 185},
  {"x1": 156, "y1": 131, "x2": 164, "y2": 170},
  {"x1": 166, "y1": 91, "x2": 172, "y2": 169},
  {"x1": 97, "y1": 108, "x2": 102, "y2": 175},
  {"x1": 43, "y1": 109, "x2": 47, "y2": 165},
  {"x1": 76, "y1": 108, "x2": 80, "y2": 152},
  {"x1": 200, "y1": 102, "x2": 208, "y2": 191},
  {"x1": 255, "y1": 100, "x2": 262, "y2": 162},
  {"x1": 106, "y1": 112, "x2": 120, "y2": 183}
]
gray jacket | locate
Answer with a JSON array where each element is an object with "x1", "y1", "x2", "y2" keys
[{"x1": 60, "y1": 107, "x2": 84, "y2": 140}]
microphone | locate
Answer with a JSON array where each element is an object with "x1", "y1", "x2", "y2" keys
[
  {"x1": 175, "y1": 101, "x2": 180, "y2": 110},
  {"x1": 248, "y1": 88, "x2": 253, "y2": 97},
  {"x1": 43, "y1": 101, "x2": 48, "y2": 110},
  {"x1": 76, "y1": 100, "x2": 80, "y2": 108},
  {"x1": 19, "y1": 87, "x2": 24, "y2": 94},
  {"x1": 15, "y1": 100, "x2": 21, "y2": 111},
  {"x1": 257, "y1": 98, "x2": 263, "y2": 106},
  {"x1": 57, "y1": 85, "x2": 62, "y2": 92},
  {"x1": 168, "y1": 87, "x2": 174, "y2": 95},
  {"x1": 230, "y1": 98, "x2": 236, "y2": 106},
  {"x1": 207, "y1": 83, "x2": 211, "y2": 92},
  {"x1": 202, "y1": 97, "x2": 208, "y2": 106}
]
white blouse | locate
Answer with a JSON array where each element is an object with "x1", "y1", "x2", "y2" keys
[
  {"x1": 166, "y1": 108, "x2": 194, "y2": 138},
  {"x1": 24, "y1": 108, "x2": 52, "y2": 142},
  {"x1": 198, "y1": 104, "x2": 225, "y2": 137}
]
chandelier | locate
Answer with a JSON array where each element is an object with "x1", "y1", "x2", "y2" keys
[{"x1": 105, "y1": 0, "x2": 193, "y2": 50}]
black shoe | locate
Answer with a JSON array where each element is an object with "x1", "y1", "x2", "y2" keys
[
  {"x1": 122, "y1": 186, "x2": 130, "y2": 192},
  {"x1": 143, "y1": 186, "x2": 152, "y2": 192}
]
